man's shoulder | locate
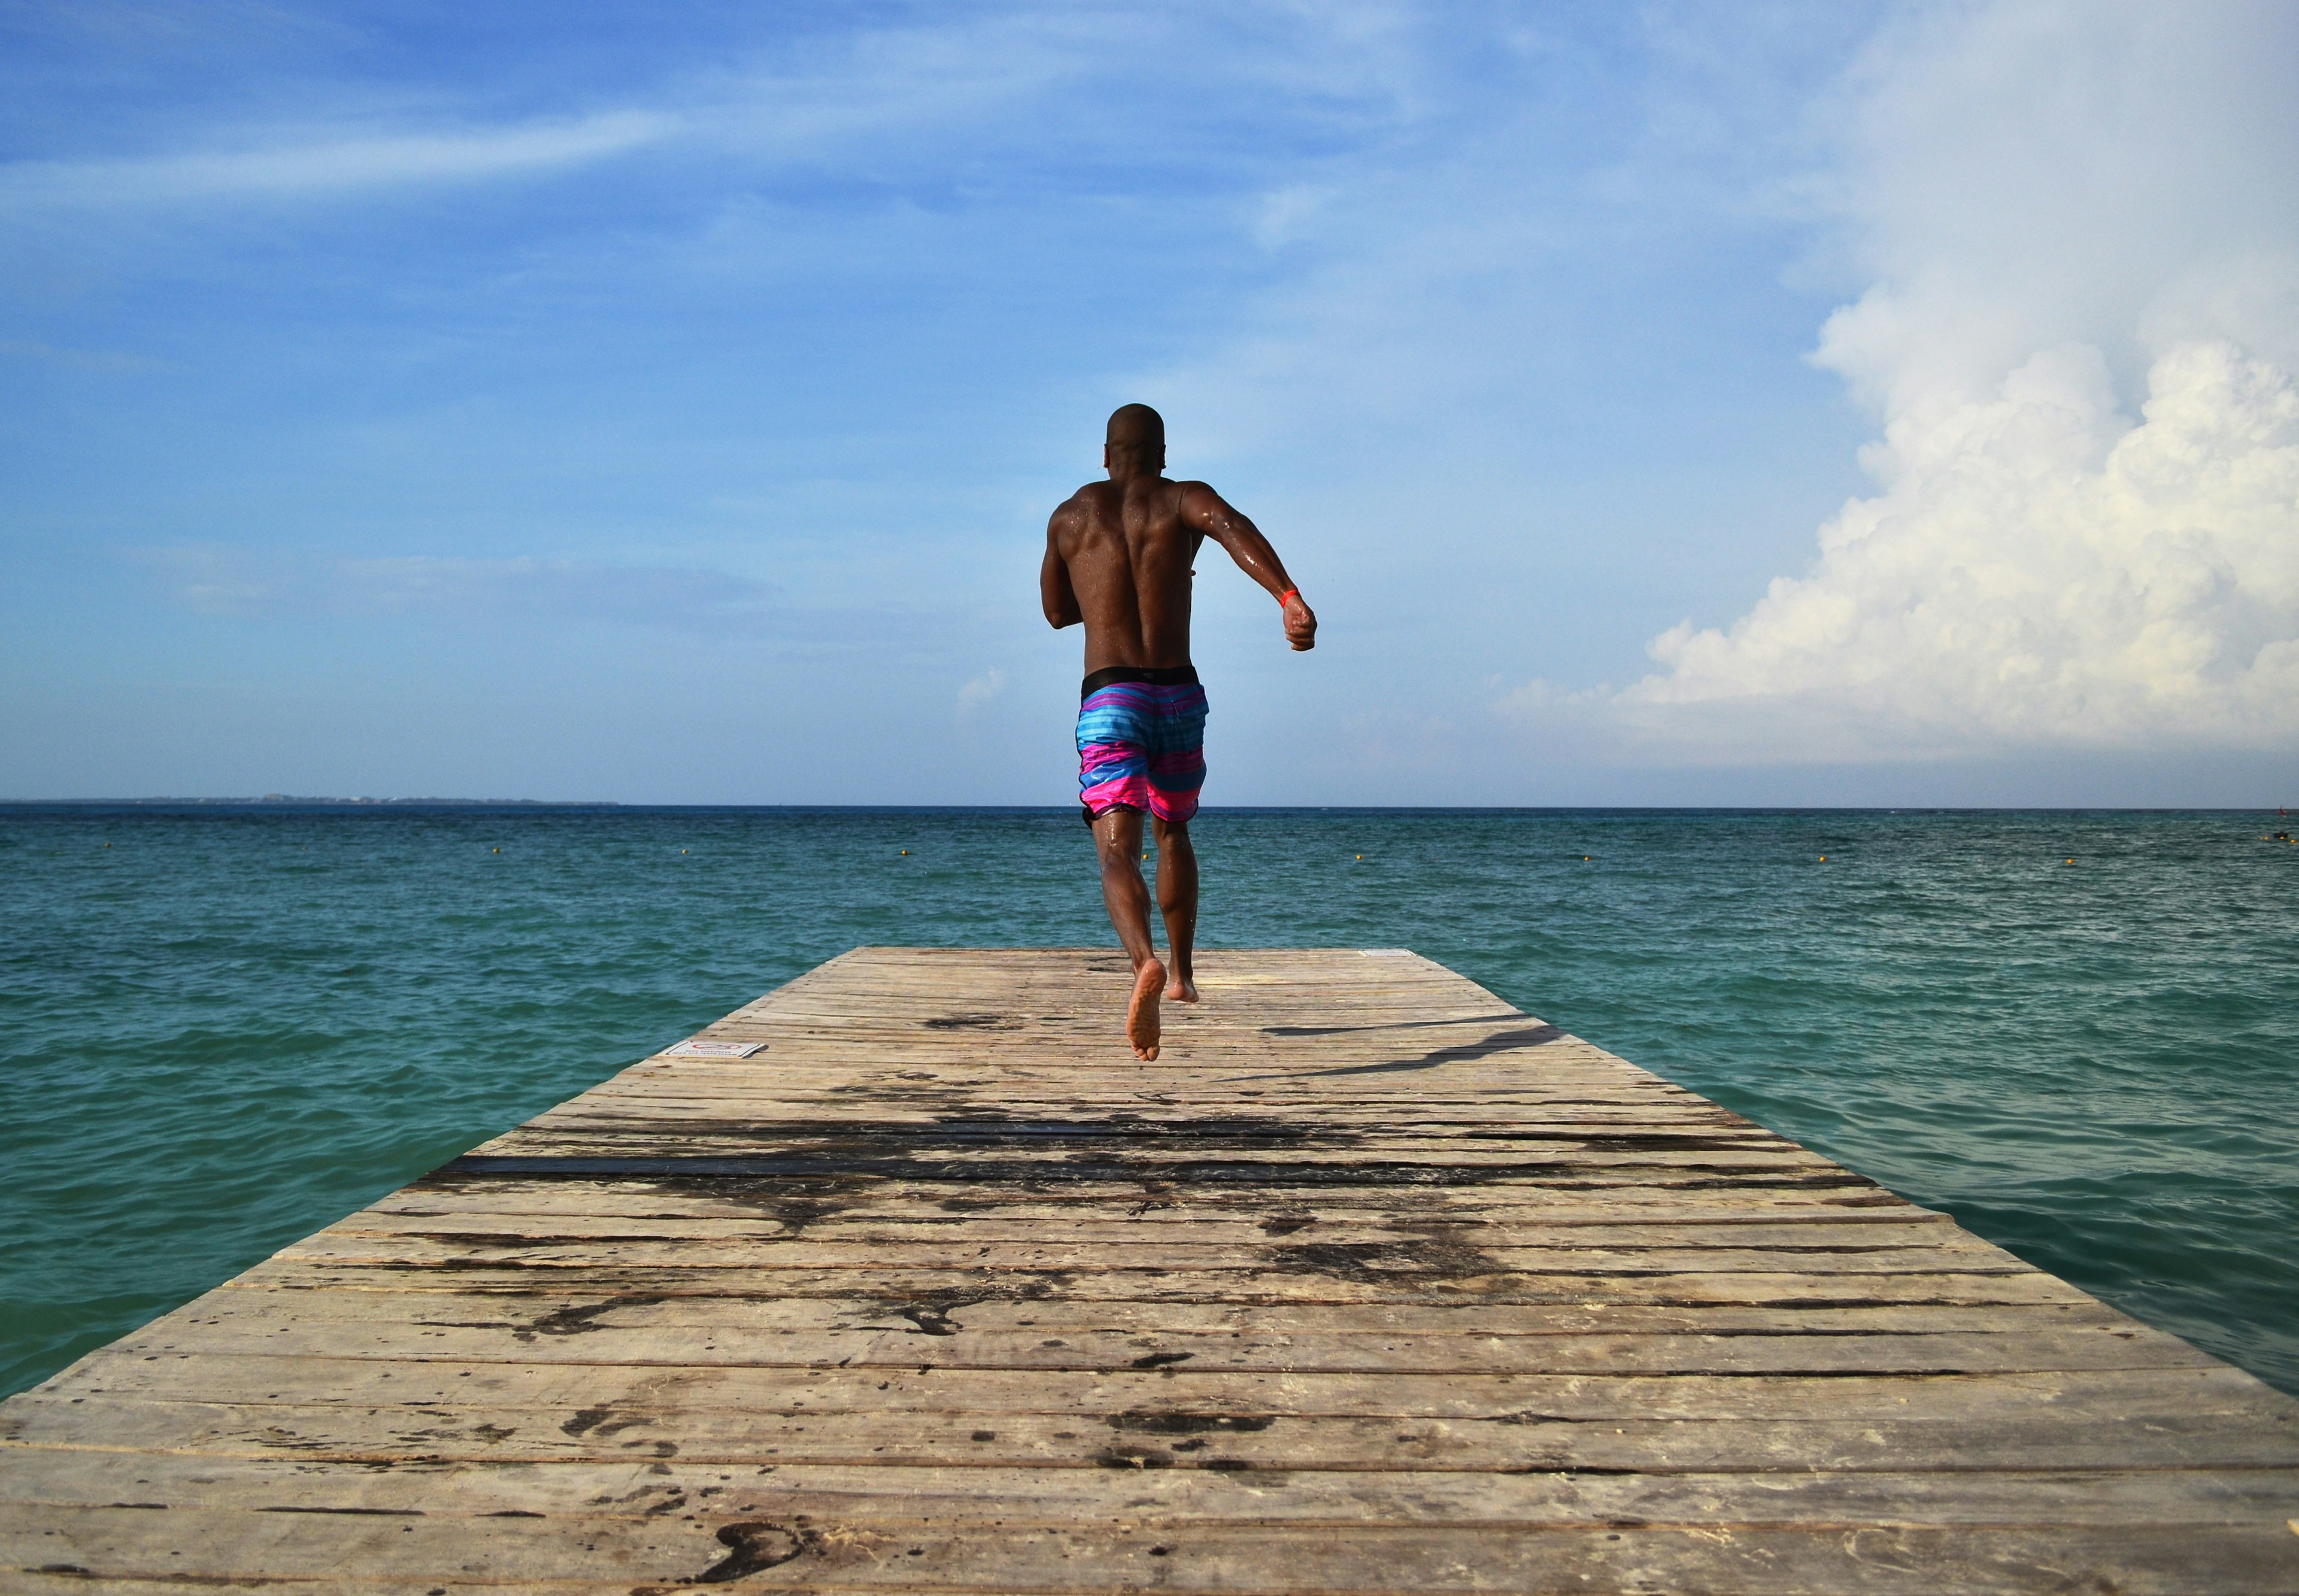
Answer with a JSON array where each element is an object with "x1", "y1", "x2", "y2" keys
[
  {"x1": 1058, "y1": 480, "x2": 1120, "y2": 514},
  {"x1": 1169, "y1": 479, "x2": 1224, "y2": 521},
  {"x1": 1049, "y1": 481, "x2": 1103, "y2": 532},
  {"x1": 1126, "y1": 475, "x2": 1204, "y2": 513}
]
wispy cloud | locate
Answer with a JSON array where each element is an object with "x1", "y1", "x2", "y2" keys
[
  {"x1": 0, "y1": 338, "x2": 165, "y2": 372},
  {"x1": 955, "y1": 667, "x2": 1007, "y2": 721},
  {"x1": 134, "y1": 547, "x2": 772, "y2": 632},
  {"x1": 1, "y1": 110, "x2": 677, "y2": 210},
  {"x1": 0, "y1": 5, "x2": 1424, "y2": 221},
  {"x1": 0, "y1": 10, "x2": 1149, "y2": 218}
]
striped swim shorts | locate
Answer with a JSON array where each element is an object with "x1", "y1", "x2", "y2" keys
[{"x1": 1076, "y1": 665, "x2": 1208, "y2": 826}]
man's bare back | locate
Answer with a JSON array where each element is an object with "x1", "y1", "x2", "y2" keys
[{"x1": 1041, "y1": 403, "x2": 1315, "y2": 1060}]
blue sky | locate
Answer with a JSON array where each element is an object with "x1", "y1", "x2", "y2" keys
[{"x1": 4, "y1": 1, "x2": 2294, "y2": 804}]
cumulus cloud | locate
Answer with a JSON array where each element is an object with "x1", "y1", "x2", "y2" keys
[
  {"x1": 1610, "y1": 340, "x2": 2298, "y2": 756},
  {"x1": 1585, "y1": 0, "x2": 2299, "y2": 762}
]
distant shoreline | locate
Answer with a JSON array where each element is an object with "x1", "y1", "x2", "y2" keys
[{"x1": 0, "y1": 796, "x2": 608, "y2": 808}]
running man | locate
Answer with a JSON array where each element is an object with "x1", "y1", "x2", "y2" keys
[{"x1": 1041, "y1": 403, "x2": 1317, "y2": 1060}]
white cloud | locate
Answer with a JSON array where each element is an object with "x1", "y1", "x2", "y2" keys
[
  {"x1": 1604, "y1": 340, "x2": 2298, "y2": 757},
  {"x1": 1, "y1": 111, "x2": 677, "y2": 209},
  {"x1": 0, "y1": 7, "x2": 1375, "y2": 219},
  {"x1": 956, "y1": 667, "x2": 1008, "y2": 720},
  {"x1": 0, "y1": 10, "x2": 1096, "y2": 216},
  {"x1": 135, "y1": 547, "x2": 772, "y2": 630},
  {"x1": 1590, "y1": 0, "x2": 2299, "y2": 763}
]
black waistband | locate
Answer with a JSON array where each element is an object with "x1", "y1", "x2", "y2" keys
[{"x1": 1081, "y1": 663, "x2": 1199, "y2": 700}]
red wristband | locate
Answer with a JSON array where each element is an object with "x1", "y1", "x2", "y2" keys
[{"x1": 1277, "y1": 587, "x2": 1300, "y2": 606}]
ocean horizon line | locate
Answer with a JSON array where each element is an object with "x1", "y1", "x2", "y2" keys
[{"x1": 1, "y1": 797, "x2": 2284, "y2": 816}]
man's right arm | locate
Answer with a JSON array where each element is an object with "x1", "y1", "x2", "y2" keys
[{"x1": 1041, "y1": 506, "x2": 1082, "y2": 629}]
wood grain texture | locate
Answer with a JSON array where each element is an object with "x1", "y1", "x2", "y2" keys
[{"x1": 5, "y1": 946, "x2": 2295, "y2": 1593}]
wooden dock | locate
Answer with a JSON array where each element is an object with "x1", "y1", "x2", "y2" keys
[{"x1": 5, "y1": 946, "x2": 2296, "y2": 1592}]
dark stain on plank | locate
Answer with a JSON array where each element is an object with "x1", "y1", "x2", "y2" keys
[
  {"x1": 688, "y1": 1520, "x2": 813, "y2": 1582},
  {"x1": 1108, "y1": 1411, "x2": 1277, "y2": 1435},
  {"x1": 520, "y1": 1295, "x2": 668, "y2": 1339},
  {"x1": 1270, "y1": 1223, "x2": 1502, "y2": 1283},
  {"x1": 561, "y1": 1406, "x2": 649, "y2": 1439},
  {"x1": 893, "y1": 1303, "x2": 966, "y2": 1337},
  {"x1": 436, "y1": 1156, "x2": 1864, "y2": 1191}
]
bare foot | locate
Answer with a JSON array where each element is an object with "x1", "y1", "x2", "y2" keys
[
  {"x1": 1128, "y1": 958, "x2": 1166, "y2": 1060},
  {"x1": 1166, "y1": 969, "x2": 1199, "y2": 1003}
]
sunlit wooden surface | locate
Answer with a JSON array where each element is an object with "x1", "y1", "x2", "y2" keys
[{"x1": 5, "y1": 946, "x2": 2295, "y2": 1591}]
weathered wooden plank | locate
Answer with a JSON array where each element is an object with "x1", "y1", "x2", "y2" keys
[
  {"x1": 11, "y1": 1453, "x2": 2297, "y2": 1527},
  {"x1": 28, "y1": 1352, "x2": 2270, "y2": 1422},
  {"x1": 466, "y1": 1148, "x2": 1832, "y2": 1179},
  {"x1": 8, "y1": 1506, "x2": 2298, "y2": 1594},
  {"x1": 98, "y1": 1267, "x2": 2207, "y2": 1360},
  {"x1": 136, "y1": 1285, "x2": 2141, "y2": 1336},
  {"x1": 316, "y1": 1213, "x2": 1970, "y2": 1248},
  {"x1": 368, "y1": 1182, "x2": 1928, "y2": 1222},
  {"x1": 11, "y1": 1394, "x2": 2297, "y2": 1471},
  {"x1": 461, "y1": 1112, "x2": 1821, "y2": 1140},
  {"x1": 217, "y1": 1261, "x2": 2100, "y2": 1307},
  {"x1": 94, "y1": 1324, "x2": 2217, "y2": 1377},
  {"x1": 266, "y1": 1237, "x2": 2031, "y2": 1276}
]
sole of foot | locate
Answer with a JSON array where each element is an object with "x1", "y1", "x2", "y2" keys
[{"x1": 1129, "y1": 958, "x2": 1166, "y2": 1060}]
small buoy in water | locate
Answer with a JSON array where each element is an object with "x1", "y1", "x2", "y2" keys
[
  {"x1": 492, "y1": 847, "x2": 500, "y2": 854},
  {"x1": 681, "y1": 848, "x2": 689, "y2": 854},
  {"x1": 900, "y1": 849, "x2": 909, "y2": 855},
  {"x1": 1819, "y1": 855, "x2": 1826, "y2": 861},
  {"x1": 1356, "y1": 854, "x2": 1362, "y2": 860},
  {"x1": 104, "y1": 842, "x2": 111, "y2": 848},
  {"x1": 1582, "y1": 855, "x2": 1589, "y2": 861},
  {"x1": 2066, "y1": 857, "x2": 2074, "y2": 864}
]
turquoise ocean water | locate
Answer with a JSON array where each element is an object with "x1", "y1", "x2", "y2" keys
[{"x1": 2, "y1": 805, "x2": 2294, "y2": 1400}]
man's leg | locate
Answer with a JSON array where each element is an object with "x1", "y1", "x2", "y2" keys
[
  {"x1": 1091, "y1": 806, "x2": 1166, "y2": 1060},
  {"x1": 1151, "y1": 815, "x2": 1199, "y2": 1003}
]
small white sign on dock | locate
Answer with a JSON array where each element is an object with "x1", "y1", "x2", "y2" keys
[{"x1": 662, "y1": 1037, "x2": 767, "y2": 1058}]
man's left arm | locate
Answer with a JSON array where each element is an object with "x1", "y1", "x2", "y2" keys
[
  {"x1": 1041, "y1": 507, "x2": 1082, "y2": 629},
  {"x1": 1180, "y1": 483, "x2": 1315, "y2": 651}
]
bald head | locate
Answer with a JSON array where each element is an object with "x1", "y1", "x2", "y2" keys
[
  {"x1": 1107, "y1": 403, "x2": 1164, "y2": 448},
  {"x1": 1104, "y1": 403, "x2": 1167, "y2": 482}
]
